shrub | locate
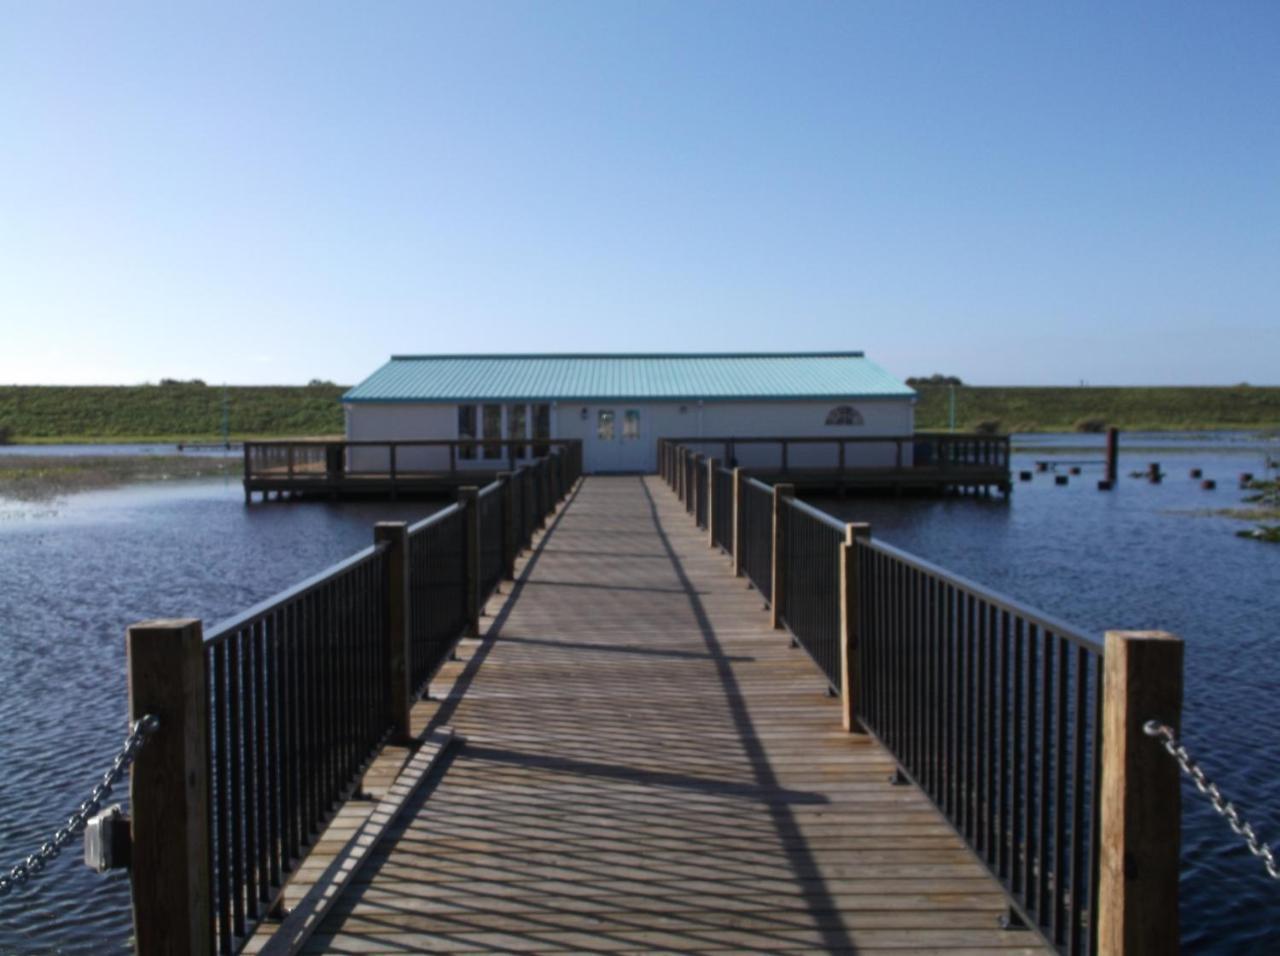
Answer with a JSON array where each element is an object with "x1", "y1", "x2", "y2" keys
[
  {"x1": 906, "y1": 374, "x2": 964, "y2": 387},
  {"x1": 973, "y1": 419, "x2": 1002, "y2": 435},
  {"x1": 1075, "y1": 418, "x2": 1107, "y2": 433}
]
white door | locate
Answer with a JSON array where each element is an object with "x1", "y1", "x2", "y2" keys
[
  {"x1": 618, "y1": 408, "x2": 647, "y2": 471},
  {"x1": 585, "y1": 408, "x2": 621, "y2": 473}
]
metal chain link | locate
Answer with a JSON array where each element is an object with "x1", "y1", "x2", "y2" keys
[
  {"x1": 1144, "y1": 720, "x2": 1279, "y2": 881},
  {"x1": 0, "y1": 715, "x2": 159, "y2": 897}
]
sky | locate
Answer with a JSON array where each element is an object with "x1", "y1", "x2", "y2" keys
[{"x1": 1, "y1": 2, "x2": 1278, "y2": 386}]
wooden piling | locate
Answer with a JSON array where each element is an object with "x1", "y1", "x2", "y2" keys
[
  {"x1": 127, "y1": 619, "x2": 212, "y2": 956},
  {"x1": 1105, "y1": 427, "x2": 1119, "y2": 484},
  {"x1": 1098, "y1": 630, "x2": 1183, "y2": 956},
  {"x1": 707, "y1": 457, "x2": 719, "y2": 547},
  {"x1": 839, "y1": 523, "x2": 871, "y2": 732},
  {"x1": 731, "y1": 467, "x2": 743, "y2": 576},
  {"x1": 770, "y1": 483, "x2": 794, "y2": 630},
  {"x1": 373, "y1": 523, "x2": 412, "y2": 741}
]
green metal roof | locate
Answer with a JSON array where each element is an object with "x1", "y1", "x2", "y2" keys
[{"x1": 342, "y1": 352, "x2": 915, "y2": 403}]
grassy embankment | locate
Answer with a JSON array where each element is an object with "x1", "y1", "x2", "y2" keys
[
  {"x1": 2, "y1": 383, "x2": 1279, "y2": 444},
  {"x1": 912, "y1": 385, "x2": 1280, "y2": 433},
  {"x1": 0, "y1": 382, "x2": 346, "y2": 444}
]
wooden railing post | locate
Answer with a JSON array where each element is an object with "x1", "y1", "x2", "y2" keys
[
  {"x1": 499, "y1": 472, "x2": 516, "y2": 579},
  {"x1": 706, "y1": 457, "x2": 719, "y2": 546},
  {"x1": 839, "y1": 523, "x2": 871, "y2": 732},
  {"x1": 127, "y1": 619, "x2": 212, "y2": 956},
  {"x1": 678, "y1": 447, "x2": 686, "y2": 502},
  {"x1": 458, "y1": 486, "x2": 481, "y2": 636},
  {"x1": 1098, "y1": 630, "x2": 1183, "y2": 956},
  {"x1": 770, "y1": 483, "x2": 794, "y2": 629},
  {"x1": 693, "y1": 453, "x2": 704, "y2": 519},
  {"x1": 374, "y1": 522, "x2": 412, "y2": 741},
  {"x1": 731, "y1": 467, "x2": 744, "y2": 576}
]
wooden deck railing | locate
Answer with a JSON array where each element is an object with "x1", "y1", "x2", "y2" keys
[
  {"x1": 659, "y1": 432, "x2": 1010, "y2": 479},
  {"x1": 125, "y1": 447, "x2": 579, "y2": 955},
  {"x1": 243, "y1": 438, "x2": 583, "y2": 484},
  {"x1": 662, "y1": 450, "x2": 1184, "y2": 956}
]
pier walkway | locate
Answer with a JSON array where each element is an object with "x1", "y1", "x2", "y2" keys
[{"x1": 293, "y1": 476, "x2": 1049, "y2": 955}]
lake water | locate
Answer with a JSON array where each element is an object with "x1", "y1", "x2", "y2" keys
[
  {"x1": 1, "y1": 434, "x2": 1277, "y2": 953},
  {"x1": 0, "y1": 475, "x2": 442, "y2": 954}
]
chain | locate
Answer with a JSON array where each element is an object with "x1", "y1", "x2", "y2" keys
[
  {"x1": 0, "y1": 715, "x2": 160, "y2": 897},
  {"x1": 1144, "y1": 720, "x2": 1279, "y2": 881}
]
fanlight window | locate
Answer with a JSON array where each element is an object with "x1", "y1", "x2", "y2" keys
[{"x1": 825, "y1": 405, "x2": 863, "y2": 426}]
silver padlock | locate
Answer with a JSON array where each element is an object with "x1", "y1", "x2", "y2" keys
[{"x1": 83, "y1": 804, "x2": 131, "y2": 873}]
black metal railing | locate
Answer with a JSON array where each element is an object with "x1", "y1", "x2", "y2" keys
[
  {"x1": 738, "y1": 477, "x2": 774, "y2": 601},
  {"x1": 129, "y1": 443, "x2": 584, "y2": 955},
  {"x1": 202, "y1": 545, "x2": 391, "y2": 953},
  {"x1": 777, "y1": 498, "x2": 843, "y2": 689},
  {"x1": 695, "y1": 461, "x2": 708, "y2": 530},
  {"x1": 711, "y1": 467, "x2": 734, "y2": 555},
  {"x1": 478, "y1": 482, "x2": 504, "y2": 600},
  {"x1": 855, "y1": 539, "x2": 1104, "y2": 955},
  {"x1": 406, "y1": 505, "x2": 468, "y2": 695}
]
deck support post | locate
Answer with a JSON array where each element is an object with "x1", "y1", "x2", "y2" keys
[
  {"x1": 706, "y1": 457, "x2": 720, "y2": 546},
  {"x1": 374, "y1": 522, "x2": 412, "y2": 741},
  {"x1": 459, "y1": 486, "x2": 481, "y2": 636},
  {"x1": 731, "y1": 467, "x2": 743, "y2": 576},
  {"x1": 839, "y1": 522, "x2": 871, "y2": 732},
  {"x1": 127, "y1": 619, "x2": 212, "y2": 956},
  {"x1": 770, "y1": 483, "x2": 794, "y2": 629},
  {"x1": 1098, "y1": 630, "x2": 1183, "y2": 956},
  {"x1": 499, "y1": 472, "x2": 516, "y2": 580}
]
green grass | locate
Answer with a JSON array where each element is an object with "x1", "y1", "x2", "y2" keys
[
  {"x1": 912, "y1": 385, "x2": 1280, "y2": 433},
  {"x1": 0, "y1": 383, "x2": 347, "y2": 442},
  {"x1": 2, "y1": 383, "x2": 1279, "y2": 443}
]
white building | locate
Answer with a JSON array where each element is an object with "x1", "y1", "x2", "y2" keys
[{"x1": 342, "y1": 352, "x2": 917, "y2": 474}]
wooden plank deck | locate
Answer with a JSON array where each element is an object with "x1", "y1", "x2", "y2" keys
[{"x1": 295, "y1": 475, "x2": 1050, "y2": 955}]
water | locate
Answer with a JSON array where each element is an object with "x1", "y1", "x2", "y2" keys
[
  {"x1": 1, "y1": 435, "x2": 1277, "y2": 953},
  {"x1": 0, "y1": 475, "x2": 442, "y2": 954},
  {"x1": 815, "y1": 433, "x2": 1280, "y2": 953}
]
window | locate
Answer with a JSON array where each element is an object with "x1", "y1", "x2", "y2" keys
[
  {"x1": 825, "y1": 405, "x2": 864, "y2": 426},
  {"x1": 597, "y1": 409, "x2": 615, "y2": 441},
  {"x1": 458, "y1": 405, "x2": 476, "y2": 459},
  {"x1": 623, "y1": 409, "x2": 640, "y2": 441},
  {"x1": 532, "y1": 403, "x2": 551, "y2": 456},
  {"x1": 508, "y1": 404, "x2": 527, "y2": 459},
  {"x1": 483, "y1": 404, "x2": 502, "y2": 459}
]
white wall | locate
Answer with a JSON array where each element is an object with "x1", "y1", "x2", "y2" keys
[{"x1": 346, "y1": 397, "x2": 915, "y2": 474}]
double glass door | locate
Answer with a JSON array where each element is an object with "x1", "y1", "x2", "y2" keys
[{"x1": 591, "y1": 408, "x2": 644, "y2": 471}]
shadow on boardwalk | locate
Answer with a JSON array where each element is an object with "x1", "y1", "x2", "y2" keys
[{"x1": 301, "y1": 476, "x2": 1047, "y2": 954}]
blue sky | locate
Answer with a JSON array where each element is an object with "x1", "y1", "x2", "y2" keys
[{"x1": 2, "y1": 2, "x2": 1277, "y2": 386}]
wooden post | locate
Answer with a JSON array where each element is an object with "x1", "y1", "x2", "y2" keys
[
  {"x1": 499, "y1": 472, "x2": 516, "y2": 579},
  {"x1": 770, "y1": 483, "x2": 794, "y2": 629},
  {"x1": 707, "y1": 457, "x2": 719, "y2": 546},
  {"x1": 839, "y1": 523, "x2": 871, "y2": 732},
  {"x1": 243, "y1": 443, "x2": 252, "y2": 504},
  {"x1": 731, "y1": 467, "x2": 744, "y2": 576},
  {"x1": 693, "y1": 454, "x2": 704, "y2": 520},
  {"x1": 374, "y1": 523, "x2": 412, "y2": 741},
  {"x1": 458, "y1": 486, "x2": 480, "y2": 636},
  {"x1": 127, "y1": 619, "x2": 212, "y2": 956},
  {"x1": 678, "y1": 447, "x2": 686, "y2": 502},
  {"x1": 1106, "y1": 427, "x2": 1120, "y2": 485},
  {"x1": 1098, "y1": 630, "x2": 1183, "y2": 956}
]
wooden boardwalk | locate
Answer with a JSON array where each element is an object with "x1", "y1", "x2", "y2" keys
[{"x1": 293, "y1": 475, "x2": 1050, "y2": 955}]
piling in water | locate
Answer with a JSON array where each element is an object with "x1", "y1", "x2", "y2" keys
[
  {"x1": 1019, "y1": 470, "x2": 1033, "y2": 482},
  {"x1": 1189, "y1": 468, "x2": 1202, "y2": 479},
  {"x1": 1055, "y1": 475, "x2": 1069, "y2": 486},
  {"x1": 1201, "y1": 479, "x2": 1216, "y2": 490},
  {"x1": 1097, "y1": 479, "x2": 1113, "y2": 491}
]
